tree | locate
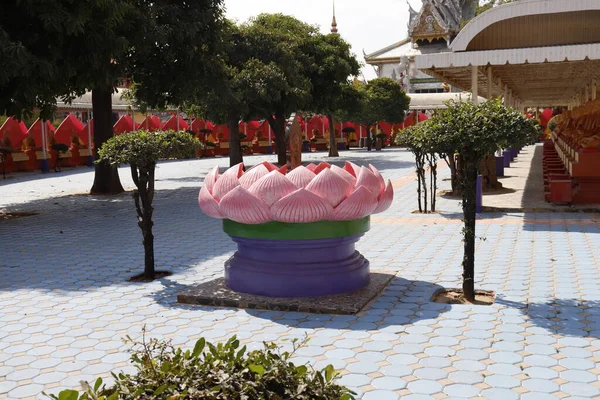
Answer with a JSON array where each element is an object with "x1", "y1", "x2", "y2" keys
[
  {"x1": 240, "y1": 14, "x2": 316, "y2": 165},
  {"x1": 200, "y1": 21, "x2": 287, "y2": 167},
  {"x1": 1, "y1": 0, "x2": 225, "y2": 194},
  {"x1": 305, "y1": 33, "x2": 360, "y2": 157},
  {"x1": 348, "y1": 78, "x2": 410, "y2": 151},
  {"x1": 423, "y1": 100, "x2": 538, "y2": 301},
  {"x1": 98, "y1": 130, "x2": 202, "y2": 281}
]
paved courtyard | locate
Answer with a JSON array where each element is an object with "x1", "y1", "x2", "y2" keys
[{"x1": 1, "y1": 148, "x2": 600, "y2": 399}]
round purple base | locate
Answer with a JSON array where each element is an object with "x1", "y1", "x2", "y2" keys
[{"x1": 224, "y1": 234, "x2": 370, "y2": 298}]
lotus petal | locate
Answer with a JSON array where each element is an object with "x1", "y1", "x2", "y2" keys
[
  {"x1": 249, "y1": 161, "x2": 278, "y2": 172},
  {"x1": 219, "y1": 186, "x2": 271, "y2": 224},
  {"x1": 287, "y1": 166, "x2": 316, "y2": 188},
  {"x1": 355, "y1": 166, "x2": 381, "y2": 197},
  {"x1": 198, "y1": 185, "x2": 223, "y2": 218},
  {"x1": 239, "y1": 164, "x2": 270, "y2": 189},
  {"x1": 306, "y1": 163, "x2": 317, "y2": 172},
  {"x1": 278, "y1": 165, "x2": 288, "y2": 174},
  {"x1": 313, "y1": 162, "x2": 331, "y2": 174},
  {"x1": 306, "y1": 168, "x2": 353, "y2": 207},
  {"x1": 212, "y1": 163, "x2": 243, "y2": 201},
  {"x1": 248, "y1": 171, "x2": 298, "y2": 206},
  {"x1": 330, "y1": 186, "x2": 378, "y2": 221},
  {"x1": 271, "y1": 188, "x2": 334, "y2": 223},
  {"x1": 373, "y1": 180, "x2": 394, "y2": 214},
  {"x1": 369, "y1": 164, "x2": 386, "y2": 195},
  {"x1": 331, "y1": 165, "x2": 357, "y2": 187},
  {"x1": 204, "y1": 166, "x2": 219, "y2": 194},
  {"x1": 344, "y1": 161, "x2": 360, "y2": 177}
]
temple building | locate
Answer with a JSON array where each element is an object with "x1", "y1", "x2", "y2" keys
[{"x1": 364, "y1": 0, "x2": 476, "y2": 94}]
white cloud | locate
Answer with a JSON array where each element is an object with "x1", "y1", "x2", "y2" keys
[{"x1": 224, "y1": 0, "x2": 423, "y2": 80}]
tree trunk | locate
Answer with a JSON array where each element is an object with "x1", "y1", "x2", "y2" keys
[
  {"x1": 228, "y1": 115, "x2": 243, "y2": 167},
  {"x1": 448, "y1": 155, "x2": 458, "y2": 193},
  {"x1": 131, "y1": 164, "x2": 156, "y2": 281},
  {"x1": 268, "y1": 114, "x2": 287, "y2": 166},
  {"x1": 422, "y1": 158, "x2": 428, "y2": 213},
  {"x1": 366, "y1": 125, "x2": 373, "y2": 151},
  {"x1": 430, "y1": 157, "x2": 437, "y2": 212},
  {"x1": 91, "y1": 87, "x2": 124, "y2": 194},
  {"x1": 416, "y1": 151, "x2": 422, "y2": 212},
  {"x1": 328, "y1": 113, "x2": 339, "y2": 157},
  {"x1": 460, "y1": 155, "x2": 478, "y2": 302},
  {"x1": 479, "y1": 154, "x2": 500, "y2": 190}
]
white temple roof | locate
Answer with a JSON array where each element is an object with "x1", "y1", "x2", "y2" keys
[
  {"x1": 364, "y1": 39, "x2": 414, "y2": 63},
  {"x1": 56, "y1": 88, "x2": 132, "y2": 111},
  {"x1": 408, "y1": 92, "x2": 486, "y2": 109}
]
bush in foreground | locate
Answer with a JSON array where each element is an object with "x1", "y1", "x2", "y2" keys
[{"x1": 47, "y1": 335, "x2": 355, "y2": 400}]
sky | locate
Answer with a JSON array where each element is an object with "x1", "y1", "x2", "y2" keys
[{"x1": 224, "y1": 0, "x2": 424, "y2": 80}]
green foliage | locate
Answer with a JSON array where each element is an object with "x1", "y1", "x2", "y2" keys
[
  {"x1": 348, "y1": 78, "x2": 410, "y2": 129},
  {"x1": 424, "y1": 99, "x2": 537, "y2": 164},
  {"x1": 406, "y1": 99, "x2": 538, "y2": 300},
  {"x1": 98, "y1": 130, "x2": 202, "y2": 168},
  {"x1": 47, "y1": 335, "x2": 355, "y2": 400},
  {"x1": 307, "y1": 33, "x2": 361, "y2": 116}
]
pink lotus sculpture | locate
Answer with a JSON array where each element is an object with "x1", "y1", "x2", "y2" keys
[
  {"x1": 197, "y1": 161, "x2": 394, "y2": 298},
  {"x1": 198, "y1": 161, "x2": 393, "y2": 223}
]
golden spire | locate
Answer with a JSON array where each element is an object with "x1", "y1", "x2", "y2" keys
[{"x1": 331, "y1": 0, "x2": 338, "y2": 34}]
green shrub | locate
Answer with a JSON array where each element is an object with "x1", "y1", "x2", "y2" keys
[{"x1": 47, "y1": 335, "x2": 355, "y2": 400}]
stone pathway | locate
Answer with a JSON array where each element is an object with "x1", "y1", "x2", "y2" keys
[{"x1": 1, "y1": 148, "x2": 600, "y2": 399}]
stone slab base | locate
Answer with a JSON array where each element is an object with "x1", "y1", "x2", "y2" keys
[{"x1": 177, "y1": 271, "x2": 395, "y2": 315}]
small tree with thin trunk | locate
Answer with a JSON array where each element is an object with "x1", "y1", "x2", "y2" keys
[
  {"x1": 421, "y1": 100, "x2": 538, "y2": 301},
  {"x1": 347, "y1": 78, "x2": 410, "y2": 152},
  {"x1": 98, "y1": 130, "x2": 202, "y2": 281}
]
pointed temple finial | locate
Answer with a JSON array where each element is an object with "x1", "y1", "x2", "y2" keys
[{"x1": 331, "y1": 0, "x2": 338, "y2": 34}]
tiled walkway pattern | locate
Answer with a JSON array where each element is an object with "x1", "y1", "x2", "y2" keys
[{"x1": 1, "y1": 148, "x2": 600, "y2": 399}]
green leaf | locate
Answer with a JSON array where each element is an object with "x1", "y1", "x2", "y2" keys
[
  {"x1": 193, "y1": 338, "x2": 206, "y2": 357},
  {"x1": 324, "y1": 364, "x2": 335, "y2": 382},
  {"x1": 57, "y1": 390, "x2": 79, "y2": 400},
  {"x1": 236, "y1": 345, "x2": 247, "y2": 360},
  {"x1": 153, "y1": 384, "x2": 168, "y2": 396},
  {"x1": 107, "y1": 393, "x2": 119, "y2": 400},
  {"x1": 296, "y1": 365, "x2": 307, "y2": 375},
  {"x1": 161, "y1": 360, "x2": 172, "y2": 372},
  {"x1": 249, "y1": 364, "x2": 265, "y2": 376},
  {"x1": 93, "y1": 377, "x2": 102, "y2": 392}
]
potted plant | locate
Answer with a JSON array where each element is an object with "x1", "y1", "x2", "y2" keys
[{"x1": 198, "y1": 161, "x2": 394, "y2": 298}]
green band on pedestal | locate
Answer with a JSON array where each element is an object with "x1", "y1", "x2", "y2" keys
[{"x1": 222, "y1": 217, "x2": 370, "y2": 240}]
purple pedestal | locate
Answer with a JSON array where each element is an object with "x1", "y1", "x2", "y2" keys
[
  {"x1": 225, "y1": 234, "x2": 369, "y2": 298},
  {"x1": 495, "y1": 156, "x2": 505, "y2": 177},
  {"x1": 476, "y1": 175, "x2": 483, "y2": 213},
  {"x1": 510, "y1": 147, "x2": 517, "y2": 161},
  {"x1": 337, "y1": 142, "x2": 346, "y2": 151},
  {"x1": 502, "y1": 150, "x2": 511, "y2": 167}
]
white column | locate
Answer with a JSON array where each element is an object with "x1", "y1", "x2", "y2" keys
[
  {"x1": 487, "y1": 67, "x2": 493, "y2": 99},
  {"x1": 471, "y1": 65, "x2": 479, "y2": 105},
  {"x1": 592, "y1": 80, "x2": 597, "y2": 100}
]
